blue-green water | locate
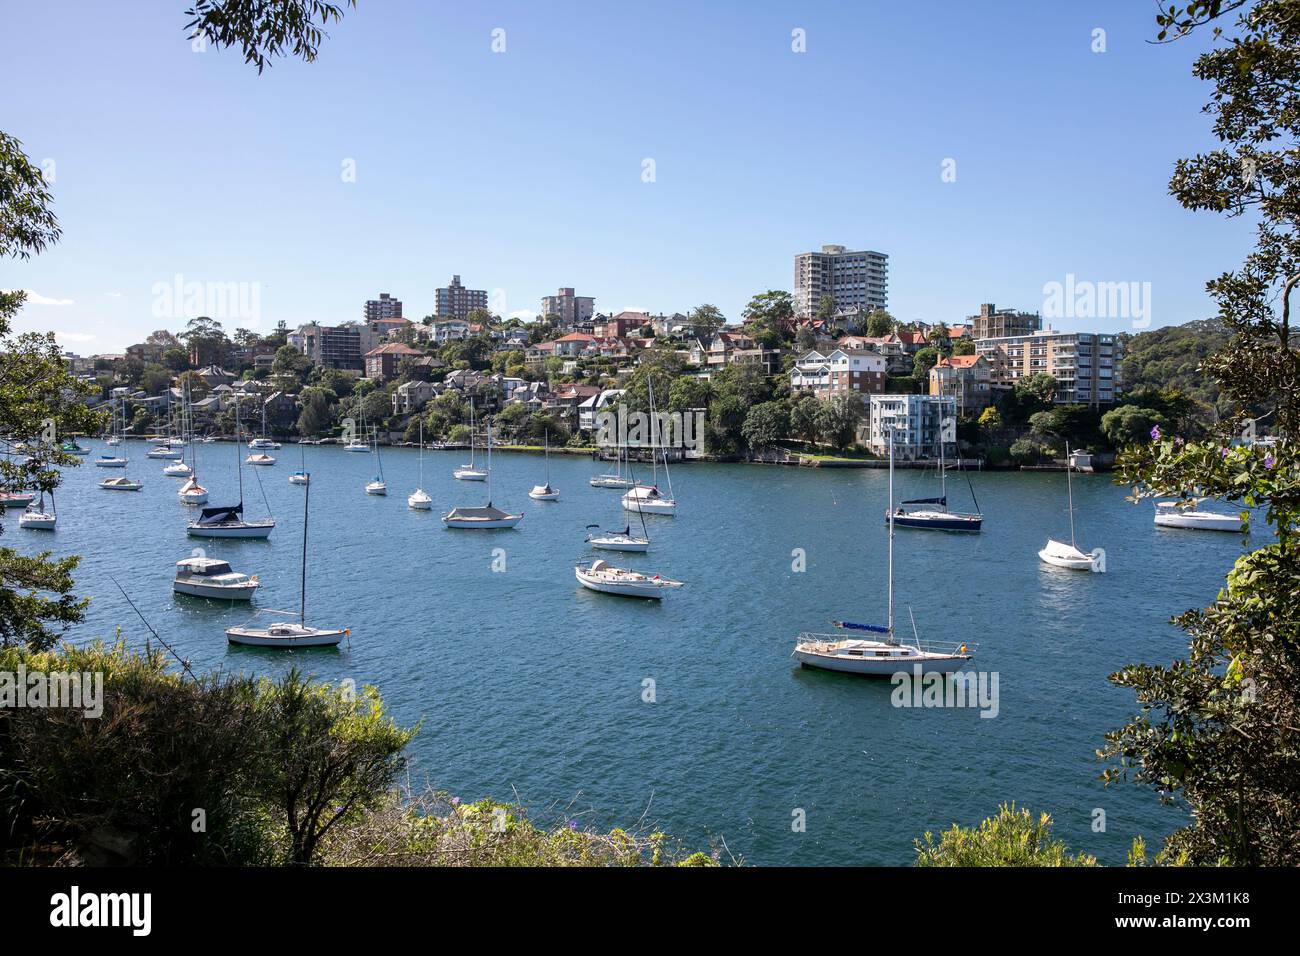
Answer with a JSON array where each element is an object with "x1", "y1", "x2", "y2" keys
[{"x1": 6, "y1": 439, "x2": 1250, "y2": 865}]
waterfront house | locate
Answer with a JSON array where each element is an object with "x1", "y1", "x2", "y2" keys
[
  {"x1": 929, "y1": 354, "x2": 992, "y2": 413},
  {"x1": 867, "y1": 394, "x2": 957, "y2": 459},
  {"x1": 790, "y1": 348, "x2": 888, "y2": 399},
  {"x1": 364, "y1": 342, "x2": 422, "y2": 380},
  {"x1": 393, "y1": 379, "x2": 439, "y2": 415}
]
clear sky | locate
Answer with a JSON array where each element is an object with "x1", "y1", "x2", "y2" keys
[{"x1": 1, "y1": 0, "x2": 1255, "y2": 352}]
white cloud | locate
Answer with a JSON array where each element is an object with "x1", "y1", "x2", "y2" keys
[
  {"x1": 54, "y1": 330, "x2": 96, "y2": 344},
  {"x1": 104, "y1": 292, "x2": 123, "y2": 298},
  {"x1": 1, "y1": 288, "x2": 75, "y2": 306}
]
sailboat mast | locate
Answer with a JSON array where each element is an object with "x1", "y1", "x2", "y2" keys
[
  {"x1": 888, "y1": 428, "x2": 895, "y2": 636},
  {"x1": 301, "y1": 469, "x2": 310, "y2": 622},
  {"x1": 485, "y1": 420, "x2": 493, "y2": 503},
  {"x1": 418, "y1": 418, "x2": 424, "y2": 485},
  {"x1": 235, "y1": 396, "x2": 244, "y2": 505},
  {"x1": 1066, "y1": 441, "x2": 1076, "y2": 548}
]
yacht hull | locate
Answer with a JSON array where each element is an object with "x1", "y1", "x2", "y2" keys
[
  {"x1": 173, "y1": 580, "x2": 257, "y2": 600},
  {"x1": 889, "y1": 510, "x2": 982, "y2": 532},
  {"x1": 226, "y1": 626, "x2": 344, "y2": 648},
  {"x1": 1154, "y1": 513, "x2": 1240, "y2": 532},
  {"x1": 187, "y1": 521, "x2": 275, "y2": 539}
]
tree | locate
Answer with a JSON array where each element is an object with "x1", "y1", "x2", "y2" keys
[
  {"x1": 927, "y1": 322, "x2": 953, "y2": 356},
  {"x1": 815, "y1": 394, "x2": 863, "y2": 450},
  {"x1": 296, "y1": 386, "x2": 332, "y2": 437},
  {"x1": 911, "y1": 346, "x2": 940, "y2": 379},
  {"x1": 815, "y1": 294, "x2": 836, "y2": 322},
  {"x1": 687, "y1": 304, "x2": 725, "y2": 343},
  {"x1": 1099, "y1": 0, "x2": 1300, "y2": 866},
  {"x1": 741, "y1": 401, "x2": 789, "y2": 451},
  {"x1": 790, "y1": 394, "x2": 819, "y2": 441},
  {"x1": 1100, "y1": 404, "x2": 1168, "y2": 448},
  {"x1": 1014, "y1": 371, "x2": 1057, "y2": 409},
  {"x1": 186, "y1": 0, "x2": 357, "y2": 74},
  {"x1": 953, "y1": 338, "x2": 975, "y2": 356},
  {"x1": 272, "y1": 343, "x2": 312, "y2": 380},
  {"x1": 140, "y1": 363, "x2": 172, "y2": 396},
  {"x1": 865, "y1": 309, "x2": 894, "y2": 338},
  {"x1": 742, "y1": 290, "x2": 794, "y2": 348}
]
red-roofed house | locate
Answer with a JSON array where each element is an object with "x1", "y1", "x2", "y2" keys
[
  {"x1": 551, "y1": 332, "x2": 598, "y2": 357},
  {"x1": 929, "y1": 353, "x2": 992, "y2": 412},
  {"x1": 364, "y1": 342, "x2": 422, "y2": 380}
]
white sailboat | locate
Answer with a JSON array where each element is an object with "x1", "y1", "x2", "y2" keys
[
  {"x1": 443, "y1": 422, "x2": 522, "y2": 528},
  {"x1": 365, "y1": 426, "x2": 387, "y2": 495},
  {"x1": 586, "y1": 443, "x2": 651, "y2": 552},
  {"x1": 1038, "y1": 443, "x2": 1100, "y2": 571},
  {"x1": 793, "y1": 429, "x2": 976, "y2": 676},
  {"x1": 289, "y1": 439, "x2": 309, "y2": 485},
  {"x1": 248, "y1": 405, "x2": 281, "y2": 449},
  {"x1": 18, "y1": 493, "x2": 56, "y2": 530},
  {"x1": 99, "y1": 475, "x2": 143, "y2": 491},
  {"x1": 453, "y1": 400, "x2": 488, "y2": 480},
  {"x1": 575, "y1": 558, "x2": 683, "y2": 599},
  {"x1": 187, "y1": 397, "x2": 275, "y2": 539},
  {"x1": 226, "y1": 475, "x2": 347, "y2": 648},
  {"x1": 621, "y1": 379, "x2": 676, "y2": 516},
  {"x1": 178, "y1": 388, "x2": 209, "y2": 503},
  {"x1": 590, "y1": 437, "x2": 634, "y2": 489},
  {"x1": 408, "y1": 419, "x2": 432, "y2": 510},
  {"x1": 528, "y1": 431, "x2": 560, "y2": 500},
  {"x1": 1153, "y1": 499, "x2": 1241, "y2": 532}
]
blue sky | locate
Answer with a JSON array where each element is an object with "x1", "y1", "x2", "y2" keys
[{"x1": 1, "y1": 0, "x2": 1253, "y2": 351}]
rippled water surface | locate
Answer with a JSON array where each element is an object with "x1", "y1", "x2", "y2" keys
[{"x1": 6, "y1": 439, "x2": 1251, "y2": 865}]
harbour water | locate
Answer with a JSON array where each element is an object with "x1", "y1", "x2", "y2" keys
[{"x1": 7, "y1": 440, "x2": 1249, "y2": 865}]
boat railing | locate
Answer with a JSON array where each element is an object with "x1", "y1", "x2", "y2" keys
[{"x1": 795, "y1": 632, "x2": 976, "y2": 656}]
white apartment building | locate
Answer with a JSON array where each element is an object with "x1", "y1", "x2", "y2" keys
[
  {"x1": 430, "y1": 318, "x2": 472, "y2": 343},
  {"x1": 974, "y1": 328, "x2": 1121, "y2": 406},
  {"x1": 794, "y1": 244, "x2": 889, "y2": 317},
  {"x1": 867, "y1": 394, "x2": 956, "y2": 459}
]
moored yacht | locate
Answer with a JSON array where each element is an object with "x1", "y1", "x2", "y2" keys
[
  {"x1": 18, "y1": 495, "x2": 56, "y2": 530},
  {"x1": 575, "y1": 559, "x2": 682, "y2": 599},
  {"x1": 1154, "y1": 500, "x2": 1242, "y2": 532},
  {"x1": 95, "y1": 454, "x2": 128, "y2": 468},
  {"x1": 99, "y1": 476, "x2": 143, "y2": 491},
  {"x1": 443, "y1": 422, "x2": 522, "y2": 528},
  {"x1": 528, "y1": 431, "x2": 560, "y2": 500},
  {"x1": 172, "y1": 557, "x2": 259, "y2": 600},
  {"x1": 1038, "y1": 443, "x2": 1102, "y2": 572}
]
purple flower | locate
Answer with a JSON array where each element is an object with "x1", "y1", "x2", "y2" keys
[
  {"x1": 1265, "y1": 455, "x2": 1276, "y2": 470},
  {"x1": 568, "y1": 820, "x2": 578, "y2": 830},
  {"x1": 1222, "y1": 447, "x2": 1231, "y2": 458},
  {"x1": 1150, "y1": 425, "x2": 1161, "y2": 441}
]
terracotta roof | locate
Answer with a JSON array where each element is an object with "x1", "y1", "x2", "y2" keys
[
  {"x1": 364, "y1": 343, "x2": 422, "y2": 357},
  {"x1": 554, "y1": 332, "x2": 597, "y2": 343},
  {"x1": 937, "y1": 354, "x2": 982, "y2": 368}
]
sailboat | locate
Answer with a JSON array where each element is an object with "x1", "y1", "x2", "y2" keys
[
  {"x1": 344, "y1": 404, "x2": 370, "y2": 452},
  {"x1": 575, "y1": 559, "x2": 683, "y2": 599},
  {"x1": 586, "y1": 442, "x2": 651, "y2": 551},
  {"x1": 793, "y1": 428, "x2": 976, "y2": 675},
  {"x1": 146, "y1": 392, "x2": 183, "y2": 459},
  {"x1": 226, "y1": 474, "x2": 347, "y2": 648},
  {"x1": 104, "y1": 399, "x2": 121, "y2": 447},
  {"x1": 289, "y1": 439, "x2": 309, "y2": 485},
  {"x1": 164, "y1": 385, "x2": 196, "y2": 477},
  {"x1": 590, "y1": 432, "x2": 634, "y2": 489},
  {"x1": 889, "y1": 435, "x2": 982, "y2": 531},
  {"x1": 248, "y1": 404, "x2": 281, "y2": 450},
  {"x1": 178, "y1": 391, "x2": 210, "y2": 503},
  {"x1": 443, "y1": 422, "x2": 522, "y2": 528},
  {"x1": 621, "y1": 379, "x2": 676, "y2": 516},
  {"x1": 1038, "y1": 442, "x2": 1099, "y2": 571},
  {"x1": 528, "y1": 431, "x2": 560, "y2": 500},
  {"x1": 187, "y1": 397, "x2": 275, "y2": 539},
  {"x1": 408, "y1": 419, "x2": 432, "y2": 510},
  {"x1": 453, "y1": 400, "x2": 488, "y2": 480},
  {"x1": 18, "y1": 492, "x2": 56, "y2": 530},
  {"x1": 365, "y1": 426, "x2": 387, "y2": 495}
]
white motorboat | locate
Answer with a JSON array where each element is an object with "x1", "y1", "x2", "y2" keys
[
  {"x1": 248, "y1": 437, "x2": 280, "y2": 451},
  {"x1": 245, "y1": 452, "x2": 276, "y2": 466},
  {"x1": 1038, "y1": 443, "x2": 1101, "y2": 572},
  {"x1": 163, "y1": 461, "x2": 193, "y2": 477},
  {"x1": 793, "y1": 426, "x2": 977, "y2": 677},
  {"x1": 575, "y1": 559, "x2": 682, "y2": 599},
  {"x1": 99, "y1": 476, "x2": 143, "y2": 491},
  {"x1": 528, "y1": 431, "x2": 560, "y2": 500},
  {"x1": 95, "y1": 455, "x2": 128, "y2": 468},
  {"x1": 178, "y1": 477, "x2": 209, "y2": 504},
  {"x1": 621, "y1": 483, "x2": 676, "y2": 515},
  {"x1": 409, "y1": 420, "x2": 432, "y2": 509},
  {"x1": 1154, "y1": 500, "x2": 1242, "y2": 532},
  {"x1": 454, "y1": 400, "x2": 488, "y2": 480},
  {"x1": 0, "y1": 491, "x2": 36, "y2": 508},
  {"x1": 172, "y1": 557, "x2": 259, "y2": 600},
  {"x1": 444, "y1": 422, "x2": 522, "y2": 528},
  {"x1": 18, "y1": 495, "x2": 56, "y2": 530},
  {"x1": 225, "y1": 475, "x2": 346, "y2": 648}
]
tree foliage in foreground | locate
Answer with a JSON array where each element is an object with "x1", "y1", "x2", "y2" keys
[{"x1": 914, "y1": 804, "x2": 1097, "y2": 867}]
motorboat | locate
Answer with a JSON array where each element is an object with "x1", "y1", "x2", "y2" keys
[
  {"x1": 528, "y1": 431, "x2": 560, "y2": 500},
  {"x1": 575, "y1": 559, "x2": 682, "y2": 599},
  {"x1": 99, "y1": 476, "x2": 143, "y2": 491},
  {"x1": 793, "y1": 425, "x2": 977, "y2": 676},
  {"x1": 1154, "y1": 500, "x2": 1242, "y2": 532},
  {"x1": 173, "y1": 557, "x2": 259, "y2": 600},
  {"x1": 248, "y1": 437, "x2": 281, "y2": 451},
  {"x1": 95, "y1": 455, "x2": 128, "y2": 468},
  {"x1": 0, "y1": 491, "x2": 36, "y2": 508},
  {"x1": 59, "y1": 439, "x2": 89, "y2": 456}
]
